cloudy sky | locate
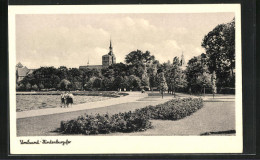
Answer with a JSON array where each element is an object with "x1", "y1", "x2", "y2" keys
[{"x1": 16, "y1": 13, "x2": 234, "y2": 69}]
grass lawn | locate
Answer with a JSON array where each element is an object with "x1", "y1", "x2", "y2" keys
[
  {"x1": 17, "y1": 100, "x2": 167, "y2": 136},
  {"x1": 16, "y1": 95, "x2": 112, "y2": 112},
  {"x1": 106, "y1": 101, "x2": 235, "y2": 136},
  {"x1": 17, "y1": 96, "x2": 235, "y2": 136}
]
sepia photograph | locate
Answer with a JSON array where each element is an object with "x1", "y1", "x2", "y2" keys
[{"x1": 9, "y1": 4, "x2": 242, "y2": 154}]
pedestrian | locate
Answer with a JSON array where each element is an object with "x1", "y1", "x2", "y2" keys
[
  {"x1": 66, "y1": 91, "x2": 74, "y2": 108},
  {"x1": 60, "y1": 92, "x2": 65, "y2": 108}
]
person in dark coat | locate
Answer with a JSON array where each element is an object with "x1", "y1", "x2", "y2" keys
[{"x1": 60, "y1": 92, "x2": 66, "y2": 108}]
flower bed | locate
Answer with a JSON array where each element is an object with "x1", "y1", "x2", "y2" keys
[{"x1": 59, "y1": 98, "x2": 203, "y2": 135}]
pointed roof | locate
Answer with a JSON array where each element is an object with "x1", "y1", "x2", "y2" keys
[
  {"x1": 109, "y1": 38, "x2": 113, "y2": 51},
  {"x1": 16, "y1": 62, "x2": 23, "y2": 68},
  {"x1": 108, "y1": 38, "x2": 114, "y2": 56},
  {"x1": 17, "y1": 67, "x2": 29, "y2": 77}
]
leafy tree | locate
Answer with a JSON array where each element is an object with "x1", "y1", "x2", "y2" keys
[
  {"x1": 113, "y1": 76, "x2": 123, "y2": 91},
  {"x1": 121, "y1": 76, "x2": 130, "y2": 91},
  {"x1": 186, "y1": 56, "x2": 204, "y2": 93},
  {"x1": 168, "y1": 57, "x2": 187, "y2": 97},
  {"x1": 197, "y1": 72, "x2": 211, "y2": 95},
  {"x1": 128, "y1": 75, "x2": 141, "y2": 90},
  {"x1": 59, "y1": 79, "x2": 71, "y2": 91},
  {"x1": 32, "y1": 84, "x2": 38, "y2": 91},
  {"x1": 157, "y1": 72, "x2": 168, "y2": 98},
  {"x1": 147, "y1": 64, "x2": 158, "y2": 91},
  {"x1": 211, "y1": 71, "x2": 217, "y2": 98},
  {"x1": 17, "y1": 83, "x2": 25, "y2": 91},
  {"x1": 202, "y1": 18, "x2": 235, "y2": 88},
  {"x1": 102, "y1": 77, "x2": 114, "y2": 91},
  {"x1": 25, "y1": 83, "x2": 31, "y2": 91},
  {"x1": 39, "y1": 84, "x2": 44, "y2": 91},
  {"x1": 125, "y1": 50, "x2": 155, "y2": 66}
]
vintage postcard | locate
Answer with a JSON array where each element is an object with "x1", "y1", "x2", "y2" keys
[{"x1": 8, "y1": 4, "x2": 242, "y2": 154}]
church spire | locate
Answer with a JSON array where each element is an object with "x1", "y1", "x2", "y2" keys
[
  {"x1": 108, "y1": 38, "x2": 113, "y2": 55},
  {"x1": 180, "y1": 51, "x2": 185, "y2": 66},
  {"x1": 109, "y1": 38, "x2": 113, "y2": 51}
]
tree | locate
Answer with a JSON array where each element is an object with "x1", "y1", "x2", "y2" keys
[
  {"x1": 102, "y1": 77, "x2": 114, "y2": 91},
  {"x1": 39, "y1": 84, "x2": 44, "y2": 91},
  {"x1": 197, "y1": 72, "x2": 211, "y2": 96},
  {"x1": 59, "y1": 79, "x2": 71, "y2": 91},
  {"x1": 125, "y1": 50, "x2": 155, "y2": 66},
  {"x1": 147, "y1": 64, "x2": 158, "y2": 91},
  {"x1": 186, "y1": 56, "x2": 204, "y2": 93},
  {"x1": 168, "y1": 57, "x2": 187, "y2": 97},
  {"x1": 113, "y1": 76, "x2": 123, "y2": 91},
  {"x1": 17, "y1": 83, "x2": 25, "y2": 91},
  {"x1": 211, "y1": 71, "x2": 217, "y2": 98},
  {"x1": 128, "y1": 75, "x2": 141, "y2": 90},
  {"x1": 25, "y1": 83, "x2": 31, "y2": 91},
  {"x1": 202, "y1": 18, "x2": 235, "y2": 88},
  {"x1": 157, "y1": 72, "x2": 168, "y2": 99},
  {"x1": 32, "y1": 84, "x2": 38, "y2": 91},
  {"x1": 121, "y1": 76, "x2": 130, "y2": 91}
]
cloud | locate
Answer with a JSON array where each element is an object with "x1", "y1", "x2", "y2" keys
[{"x1": 16, "y1": 13, "x2": 235, "y2": 68}]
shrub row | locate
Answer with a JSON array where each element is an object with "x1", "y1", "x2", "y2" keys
[
  {"x1": 59, "y1": 98, "x2": 203, "y2": 135},
  {"x1": 136, "y1": 98, "x2": 203, "y2": 120},
  {"x1": 60, "y1": 111, "x2": 152, "y2": 135}
]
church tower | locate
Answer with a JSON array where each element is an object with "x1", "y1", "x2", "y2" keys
[
  {"x1": 180, "y1": 51, "x2": 185, "y2": 66},
  {"x1": 180, "y1": 51, "x2": 186, "y2": 70},
  {"x1": 102, "y1": 39, "x2": 116, "y2": 67}
]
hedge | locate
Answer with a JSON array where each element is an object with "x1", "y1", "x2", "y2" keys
[
  {"x1": 60, "y1": 111, "x2": 152, "y2": 135},
  {"x1": 59, "y1": 98, "x2": 203, "y2": 135},
  {"x1": 136, "y1": 98, "x2": 203, "y2": 120}
]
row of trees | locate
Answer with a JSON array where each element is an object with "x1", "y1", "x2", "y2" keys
[{"x1": 17, "y1": 18, "x2": 235, "y2": 95}]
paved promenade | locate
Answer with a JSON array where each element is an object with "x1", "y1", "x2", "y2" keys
[
  {"x1": 17, "y1": 92, "x2": 147, "y2": 119},
  {"x1": 17, "y1": 92, "x2": 235, "y2": 136}
]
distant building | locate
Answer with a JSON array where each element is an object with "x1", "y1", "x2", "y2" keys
[
  {"x1": 180, "y1": 52, "x2": 186, "y2": 70},
  {"x1": 79, "y1": 39, "x2": 116, "y2": 69},
  {"x1": 16, "y1": 62, "x2": 35, "y2": 82},
  {"x1": 102, "y1": 39, "x2": 116, "y2": 67}
]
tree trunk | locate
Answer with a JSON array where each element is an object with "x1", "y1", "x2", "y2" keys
[
  {"x1": 174, "y1": 87, "x2": 176, "y2": 98},
  {"x1": 161, "y1": 90, "x2": 164, "y2": 99}
]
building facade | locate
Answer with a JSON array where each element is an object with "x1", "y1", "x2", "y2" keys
[
  {"x1": 79, "y1": 40, "x2": 116, "y2": 69},
  {"x1": 102, "y1": 40, "x2": 116, "y2": 67},
  {"x1": 16, "y1": 62, "x2": 35, "y2": 82}
]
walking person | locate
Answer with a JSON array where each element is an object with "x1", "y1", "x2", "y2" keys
[
  {"x1": 60, "y1": 92, "x2": 65, "y2": 108},
  {"x1": 66, "y1": 91, "x2": 74, "y2": 108},
  {"x1": 64, "y1": 91, "x2": 69, "y2": 108}
]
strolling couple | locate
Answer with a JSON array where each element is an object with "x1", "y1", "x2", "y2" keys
[{"x1": 61, "y1": 91, "x2": 74, "y2": 108}]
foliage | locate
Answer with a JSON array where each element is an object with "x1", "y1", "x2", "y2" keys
[
  {"x1": 32, "y1": 84, "x2": 38, "y2": 91},
  {"x1": 60, "y1": 111, "x2": 152, "y2": 135},
  {"x1": 125, "y1": 50, "x2": 155, "y2": 66},
  {"x1": 185, "y1": 55, "x2": 212, "y2": 93},
  {"x1": 201, "y1": 18, "x2": 235, "y2": 88},
  {"x1": 157, "y1": 72, "x2": 168, "y2": 91},
  {"x1": 128, "y1": 75, "x2": 141, "y2": 90},
  {"x1": 136, "y1": 98, "x2": 203, "y2": 120},
  {"x1": 166, "y1": 57, "x2": 187, "y2": 95},
  {"x1": 25, "y1": 83, "x2": 32, "y2": 91},
  {"x1": 59, "y1": 79, "x2": 71, "y2": 91}
]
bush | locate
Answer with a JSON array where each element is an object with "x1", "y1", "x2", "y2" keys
[
  {"x1": 32, "y1": 84, "x2": 38, "y2": 91},
  {"x1": 60, "y1": 111, "x2": 152, "y2": 135},
  {"x1": 136, "y1": 98, "x2": 203, "y2": 120},
  {"x1": 59, "y1": 98, "x2": 203, "y2": 135}
]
